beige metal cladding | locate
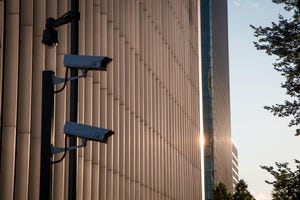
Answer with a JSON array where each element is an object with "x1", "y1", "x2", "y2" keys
[{"x1": 0, "y1": 0, "x2": 202, "y2": 199}]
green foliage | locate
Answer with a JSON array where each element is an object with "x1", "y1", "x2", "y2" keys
[
  {"x1": 212, "y1": 182, "x2": 232, "y2": 200},
  {"x1": 251, "y1": 0, "x2": 300, "y2": 135},
  {"x1": 232, "y1": 180, "x2": 255, "y2": 200},
  {"x1": 261, "y1": 160, "x2": 300, "y2": 200}
]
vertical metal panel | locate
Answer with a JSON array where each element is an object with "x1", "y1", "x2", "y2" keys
[
  {"x1": 29, "y1": 0, "x2": 45, "y2": 198},
  {"x1": 82, "y1": 0, "x2": 93, "y2": 199},
  {"x1": 52, "y1": 1, "x2": 68, "y2": 199},
  {"x1": 138, "y1": 1, "x2": 145, "y2": 197},
  {"x1": 77, "y1": 1, "x2": 85, "y2": 199},
  {"x1": 119, "y1": 0, "x2": 126, "y2": 199},
  {"x1": 0, "y1": 1, "x2": 3, "y2": 134},
  {"x1": 14, "y1": 0, "x2": 33, "y2": 199},
  {"x1": 112, "y1": 0, "x2": 120, "y2": 199},
  {"x1": 134, "y1": 1, "x2": 141, "y2": 198},
  {"x1": 124, "y1": 0, "x2": 130, "y2": 199},
  {"x1": 99, "y1": 0, "x2": 108, "y2": 199},
  {"x1": 91, "y1": 0, "x2": 100, "y2": 199},
  {"x1": 129, "y1": 0, "x2": 136, "y2": 197},
  {"x1": 0, "y1": 0, "x2": 19, "y2": 199},
  {"x1": 106, "y1": 0, "x2": 114, "y2": 199}
]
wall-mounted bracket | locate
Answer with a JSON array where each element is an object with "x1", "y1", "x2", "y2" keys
[
  {"x1": 52, "y1": 70, "x2": 87, "y2": 85},
  {"x1": 51, "y1": 139, "x2": 87, "y2": 155}
]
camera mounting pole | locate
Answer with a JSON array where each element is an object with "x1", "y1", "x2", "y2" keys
[
  {"x1": 40, "y1": 1, "x2": 80, "y2": 199},
  {"x1": 69, "y1": 1, "x2": 79, "y2": 200},
  {"x1": 40, "y1": 71, "x2": 54, "y2": 200}
]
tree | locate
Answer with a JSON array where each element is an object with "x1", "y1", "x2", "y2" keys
[
  {"x1": 212, "y1": 182, "x2": 232, "y2": 200},
  {"x1": 251, "y1": 0, "x2": 300, "y2": 135},
  {"x1": 232, "y1": 179, "x2": 255, "y2": 200},
  {"x1": 261, "y1": 160, "x2": 300, "y2": 199}
]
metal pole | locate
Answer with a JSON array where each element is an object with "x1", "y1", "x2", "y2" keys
[
  {"x1": 69, "y1": 0, "x2": 79, "y2": 199},
  {"x1": 40, "y1": 70, "x2": 54, "y2": 200}
]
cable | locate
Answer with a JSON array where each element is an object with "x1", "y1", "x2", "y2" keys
[{"x1": 54, "y1": 68, "x2": 69, "y2": 93}]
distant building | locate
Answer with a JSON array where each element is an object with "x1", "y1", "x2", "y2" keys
[
  {"x1": 232, "y1": 140, "x2": 239, "y2": 189},
  {"x1": 201, "y1": 0, "x2": 233, "y2": 199}
]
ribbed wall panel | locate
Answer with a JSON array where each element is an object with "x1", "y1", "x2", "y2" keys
[
  {"x1": 0, "y1": 2, "x2": 3, "y2": 134},
  {"x1": 14, "y1": 0, "x2": 33, "y2": 199},
  {"x1": 0, "y1": 0, "x2": 203, "y2": 199}
]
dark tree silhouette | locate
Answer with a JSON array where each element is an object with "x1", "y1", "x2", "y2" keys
[
  {"x1": 251, "y1": 0, "x2": 300, "y2": 135},
  {"x1": 232, "y1": 179, "x2": 255, "y2": 200},
  {"x1": 261, "y1": 160, "x2": 300, "y2": 199},
  {"x1": 212, "y1": 182, "x2": 232, "y2": 200}
]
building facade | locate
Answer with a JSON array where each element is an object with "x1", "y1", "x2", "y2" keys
[
  {"x1": 201, "y1": 0, "x2": 233, "y2": 199},
  {"x1": 0, "y1": 0, "x2": 203, "y2": 199},
  {"x1": 232, "y1": 140, "x2": 239, "y2": 189}
]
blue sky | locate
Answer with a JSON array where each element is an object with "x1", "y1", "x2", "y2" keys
[{"x1": 227, "y1": 0, "x2": 300, "y2": 199}]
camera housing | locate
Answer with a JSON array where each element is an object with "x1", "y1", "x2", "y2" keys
[
  {"x1": 42, "y1": 27, "x2": 59, "y2": 46},
  {"x1": 64, "y1": 54, "x2": 112, "y2": 71},
  {"x1": 63, "y1": 121, "x2": 114, "y2": 143}
]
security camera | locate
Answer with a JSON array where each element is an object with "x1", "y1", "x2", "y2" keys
[
  {"x1": 64, "y1": 54, "x2": 112, "y2": 71},
  {"x1": 42, "y1": 26, "x2": 59, "y2": 46},
  {"x1": 63, "y1": 121, "x2": 114, "y2": 143}
]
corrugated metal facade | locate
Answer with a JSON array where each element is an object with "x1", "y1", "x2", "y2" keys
[{"x1": 0, "y1": 0, "x2": 203, "y2": 199}]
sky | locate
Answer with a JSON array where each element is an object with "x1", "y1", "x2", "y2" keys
[{"x1": 227, "y1": 0, "x2": 300, "y2": 199}]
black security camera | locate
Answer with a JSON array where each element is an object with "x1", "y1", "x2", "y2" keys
[
  {"x1": 42, "y1": 11, "x2": 79, "y2": 46},
  {"x1": 42, "y1": 27, "x2": 58, "y2": 46}
]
